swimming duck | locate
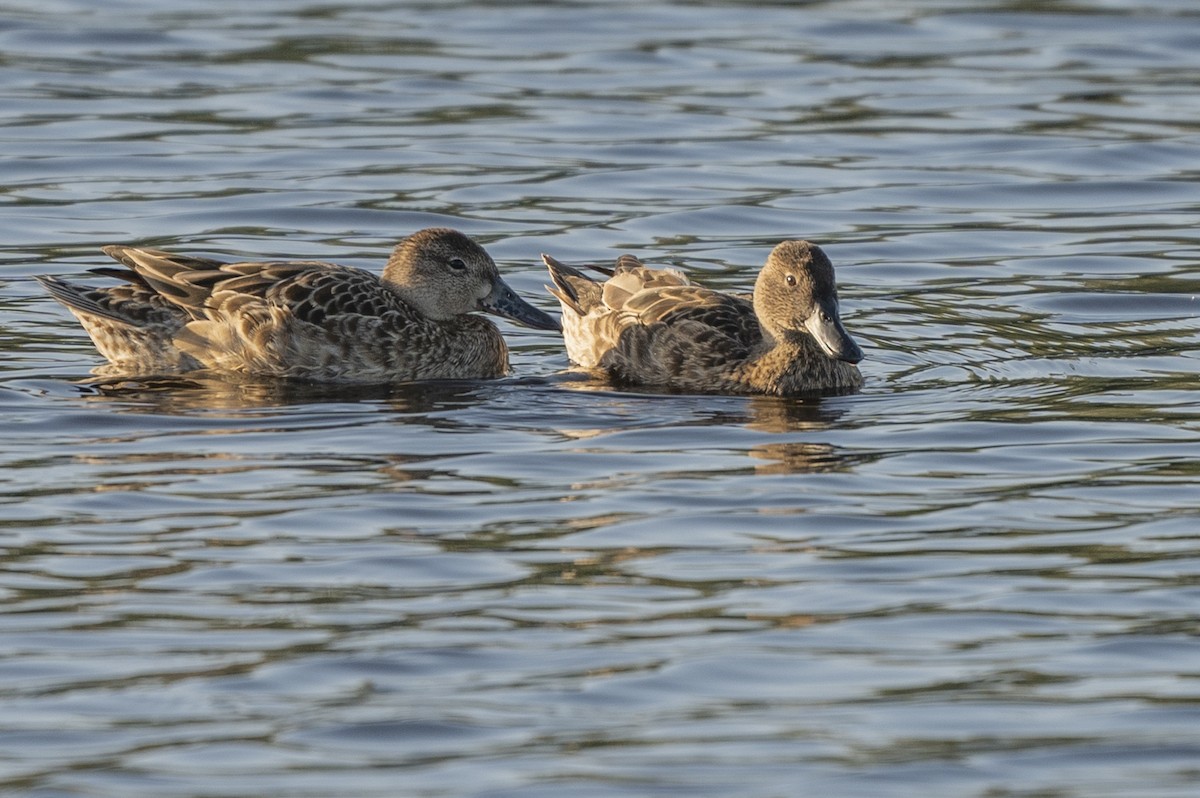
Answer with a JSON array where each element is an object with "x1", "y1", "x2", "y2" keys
[
  {"x1": 543, "y1": 240, "x2": 864, "y2": 396},
  {"x1": 38, "y1": 227, "x2": 560, "y2": 382}
]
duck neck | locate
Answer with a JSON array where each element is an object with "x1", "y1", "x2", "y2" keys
[
  {"x1": 755, "y1": 325, "x2": 814, "y2": 356},
  {"x1": 747, "y1": 327, "x2": 861, "y2": 395}
]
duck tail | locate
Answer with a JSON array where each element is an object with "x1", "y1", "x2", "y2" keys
[
  {"x1": 37, "y1": 275, "x2": 119, "y2": 320},
  {"x1": 542, "y1": 254, "x2": 591, "y2": 317}
]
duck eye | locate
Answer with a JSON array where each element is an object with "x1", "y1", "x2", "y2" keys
[
  {"x1": 785, "y1": 274, "x2": 797, "y2": 287},
  {"x1": 448, "y1": 257, "x2": 468, "y2": 272}
]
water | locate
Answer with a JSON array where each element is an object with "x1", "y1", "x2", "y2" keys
[{"x1": 3, "y1": 1, "x2": 1200, "y2": 795}]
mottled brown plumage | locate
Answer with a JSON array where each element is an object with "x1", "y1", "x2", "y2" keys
[
  {"x1": 39, "y1": 228, "x2": 560, "y2": 383},
  {"x1": 544, "y1": 241, "x2": 864, "y2": 396}
]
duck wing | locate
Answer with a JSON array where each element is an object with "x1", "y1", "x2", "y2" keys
[
  {"x1": 102, "y1": 246, "x2": 438, "y2": 378},
  {"x1": 600, "y1": 255, "x2": 692, "y2": 311},
  {"x1": 619, "y1": 283, "x2": 761, "y2": 350},
  {"x1": 544, "y1": 253, "x2": 763, "y2": 377},
  {"x1": 543, "y1": 252, "x2": 689, "y2": 317},
  {"x1": 600, "y1": 255, "x2": 758, "y2": 346},
  {"x1": 581, "y1": 259, "x2": 766, "y2": 388},
  {"x1": 104, "y1": 246, "x2": 407, "y2": 322}
]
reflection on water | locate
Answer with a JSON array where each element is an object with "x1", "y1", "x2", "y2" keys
[
  {"x1": 3, "y1": 0, "x2": 1200, "y2": 796},
  {"x1": 748, "y1": 439, "x2": 867, "y2": 475},
  {"x1": 77, "y1": 372, "x2": 489, "y2": 415}
]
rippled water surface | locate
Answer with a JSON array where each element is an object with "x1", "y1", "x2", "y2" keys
[{"x1": 3, "y1": 1, "x2": 1200, "y2": 796}]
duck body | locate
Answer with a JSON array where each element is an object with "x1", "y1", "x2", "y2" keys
[
  {"x1": 544, "y1": 241, "x2": 863, "y2": 396},
  {"x1": 39, "y1": 228, "x2": 559, "y2": 383}
]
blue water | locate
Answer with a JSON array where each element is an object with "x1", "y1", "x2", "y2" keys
[{"x1": 3, "y1": 1, "x2": 1200, "y2": 796}]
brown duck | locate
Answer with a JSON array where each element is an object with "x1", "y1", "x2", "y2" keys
[
  {"x1": 543, "y1": 240, "x2": 864, "y2": 396},
  {"x1": 38, "y1": 227, "x2": 560, "y2": 383}
]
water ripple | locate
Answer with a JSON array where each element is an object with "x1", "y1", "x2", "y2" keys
[{"x1": 3, "y1": 1, "x2": 1200, "y2": 796}]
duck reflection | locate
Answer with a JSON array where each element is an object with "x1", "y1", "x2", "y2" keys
[
  {"x1": 744, "y1": 397, "x2": 874, "y2": 474},
  {"x1": 76, "y1": 371, "x2": 487, "y2": 415},
  {"x1": 550, "y1": 376, "x2": 868, "y2": 475},
  {"x1": 747, "y1": 440, "x2": 850, "y2": 475}
]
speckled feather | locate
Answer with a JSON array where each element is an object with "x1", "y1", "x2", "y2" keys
[
  {"x1": 38, "y1": 265, "x2": 203, "y2": 372},
  {"x1": 543, "y1": 241, "x2": 864, "y2": 396},
  {"x1": 39, "y1": 228, "x2": 556, "y2": 383}
]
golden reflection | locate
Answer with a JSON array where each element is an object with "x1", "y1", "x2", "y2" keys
[
  {"x1": 748, "y1": 440, "x2": 848, "y2": 475},
  {"x1": 745, "y1": 612, "x2": 823, "y2": 629},
  {"x1": 743, "y1": 394, "x2": 845, "y2": 433},
  {"x1": 76, "y1": 371, "x2": 485, "y2": 416},
  {"x1": 522, "y1": 544, "x2": 671, "y2": 589}
]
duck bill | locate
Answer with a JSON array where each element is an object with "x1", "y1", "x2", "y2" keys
[
  {"x1": 482, "y1": 279, "x2": 561, "y2": 331},
  {"x1": 805, "y1": 300, "x2": 864, "y2": 364}
]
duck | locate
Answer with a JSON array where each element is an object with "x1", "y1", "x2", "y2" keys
[
  {"x1": 38, "y1": 227, "x2": 560, "y2": 383},
  {"x1": 543, "y1": 240, "x2": 864, "y2": 396}
]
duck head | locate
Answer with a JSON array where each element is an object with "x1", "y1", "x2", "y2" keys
[
  {"x1": 384, "y1": 228, "x2": 560, "y2": 330},
  {"x1": 753, "y1": 240, "x2": 864, "y2": 364}
]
